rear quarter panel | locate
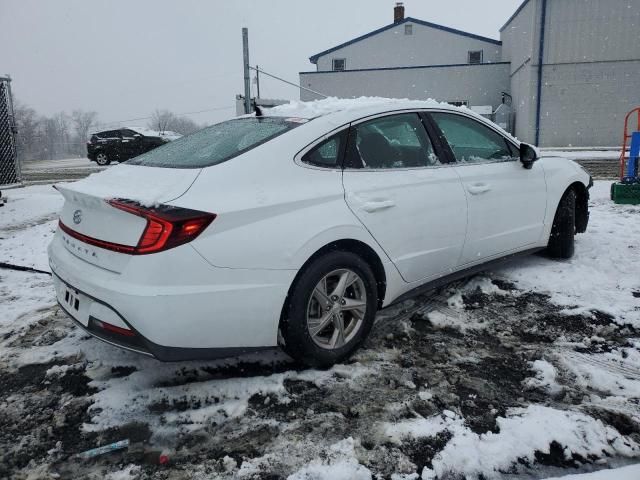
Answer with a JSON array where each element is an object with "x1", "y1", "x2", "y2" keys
[{"x1": 173, "y1": 135, "x2": 392, "y2": 272}]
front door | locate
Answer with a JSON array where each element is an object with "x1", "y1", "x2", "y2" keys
[
  {"x1": 429, "y1": 111, "x2": 547, "y2": 265},
  {"x1": 342, "y1": 112, "x2": 468, "y2": 283}
]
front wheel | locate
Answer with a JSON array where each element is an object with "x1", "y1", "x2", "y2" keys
[
  {"x1": 95, "y1": 152, "x2": 110, "y2": 166},
  {"x1": 280, "y1": 251, "x2": 378, "y2": 367},
  {"x1": 546, "y1": 189, "x2": 576, "y2": 259}
]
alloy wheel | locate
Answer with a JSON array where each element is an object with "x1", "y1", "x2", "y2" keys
[
  {"x1": 96, "y1": 153, "x2": 109, "y2": 165},
  {"x1": 306, "y1": 268, "x2": 367, "y2": 350}
]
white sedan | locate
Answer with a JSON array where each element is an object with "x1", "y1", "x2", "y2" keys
[{"x1": 48, "y1": 99, "x2": 591, "y2": 366}]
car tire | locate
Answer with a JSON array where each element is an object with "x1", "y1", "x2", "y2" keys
[
  {"x1": 281, "y1": 250, "x2": 378, "y2": 368},
  {"x1": 546, "y1": 188, "x2": 576, "y2": 259},
  {"x1": 95, "y1": 153, "x2": 111, "y2": 166}
]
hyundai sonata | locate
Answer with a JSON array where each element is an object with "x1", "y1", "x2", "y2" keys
[{"x1": 48, "y1": 99, "x2": 591, "y2": 366}]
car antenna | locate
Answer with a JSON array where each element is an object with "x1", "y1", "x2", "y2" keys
[{"x1": 254, "y1": 104, "x2": 263, "y2": 117}]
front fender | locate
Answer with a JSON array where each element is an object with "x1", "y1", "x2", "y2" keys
[{"x1": 539, "y1": 158, "x2": 591, "y2": 239}]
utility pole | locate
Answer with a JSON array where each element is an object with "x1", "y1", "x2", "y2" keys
[
  {"x1": 255, "y1": 64, "x2": 260, "y2": 99},
  {"x1": 242, "y1": 28, "x2": 251, "y2": 114}
]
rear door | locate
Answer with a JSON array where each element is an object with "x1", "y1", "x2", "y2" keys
[
  {"x1": 101, "y1": 130, "x2": 123, "y2": 161},
  {"x1": 119, "y1": 129, "x2": 139, "y2": 160},
  {"x1": 428, "y1": 111, "x2": 547, "y2": 265},
  {"x1": 342, "y1": 112, "x2": 467, "y2": 283}
]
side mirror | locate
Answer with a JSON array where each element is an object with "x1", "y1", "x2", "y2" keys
[{"x1": 520, "y1": 143, "x2": 539, "y2": 169}]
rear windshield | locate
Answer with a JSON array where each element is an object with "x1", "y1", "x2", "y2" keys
[{"x1": 127, "y1": 117, "x2": 302, "y2": 168}]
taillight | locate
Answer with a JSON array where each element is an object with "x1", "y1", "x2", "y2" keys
[
  {"x1": 58, "y1": 200, "x2": 215, "y2": 255},
  {"x1": 107, "y1": 199, "x2": 216, "y2": 254}
]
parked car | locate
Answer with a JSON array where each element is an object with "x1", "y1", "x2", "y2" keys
[
  {"x1": 87, "y1": 127, "x2": 181, "y2": 166},
  {"x1": 49, "y1": 100, "x2": 592, "y2": 367}
]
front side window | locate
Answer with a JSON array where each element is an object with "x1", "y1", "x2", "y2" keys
[
  {"x1": 121, "y1": 129, "x2": 138, "y2": 139},
  {"x1": 430, "y1": 112, "x2": 514, "y2": 163},
  {"x1": 127, "y1": 117, "x2": 301, "y2": 168},
  {"x1": 302, "y1": 131, "x2": 347, "y2": 168},
  {"x1": 332, "y1": 58, "x2": 346, "y2": 71},
  {"x1": 346, "y1": 113, "x2": 440, "y2": 169}
]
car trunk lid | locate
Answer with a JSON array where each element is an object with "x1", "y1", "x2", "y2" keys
[{"x1": 55, "y1": 164, "x2": 201, "y2": 272}]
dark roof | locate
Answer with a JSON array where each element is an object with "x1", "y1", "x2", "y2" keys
[
  {"x1": 309, "y1": 17, "x2": 502, "y2": 65},
  {"x1": 500, "y1": 0, "x2": 531, "y2": 32}
]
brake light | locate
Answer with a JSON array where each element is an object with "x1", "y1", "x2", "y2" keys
[
  {"x1": 58, "y1": 200, "x2": 216, "y2": 255},
  {"x1": 108, "y1": 200, "x2": 216, "y2": 254}
]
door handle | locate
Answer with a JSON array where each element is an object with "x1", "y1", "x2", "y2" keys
[
  {"x1": 361, "y1": 199, "x2": 396, "y2": 213},
  {"x1": 467, "y1": 183, "x2": 491, "y2": 195}
]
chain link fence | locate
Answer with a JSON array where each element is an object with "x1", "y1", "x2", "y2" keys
[{"x1": 0, "y1": 76, "x2": 20, "y2": 186}]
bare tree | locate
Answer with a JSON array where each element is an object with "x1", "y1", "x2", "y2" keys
[
  {"x1": 70, "y1": 110, "x2": 98, "y2": 156},
  {"x1": 149, "y1": 109, "x2": 176, "y2": 133},
  {"x1": 170, "y1": 116, "x2": 201, "y2": 135},
  {"x1": 42, "y1": 117, "x2": 61, "y2": 160},
  {"x1": 13, "y1": 101, "x2": 40, "y2": 161},
  {"x1": 57, "y1": 112, "x2": 71, "y2": 154},
  {"x1": 71, "y1": 110, "x2": 98, "y2": 142}
]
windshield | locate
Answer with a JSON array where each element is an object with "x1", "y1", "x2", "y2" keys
[{"x1": 127, "y1": 117, "x2": 301, "y2": 168}]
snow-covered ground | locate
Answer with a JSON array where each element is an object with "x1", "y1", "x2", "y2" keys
[
  {"x1": 0, "y1": 181, "x2": 639, "y2": 479},
  {"x1": 21, "y1": 158, "x2": 101, "y2": 170}
]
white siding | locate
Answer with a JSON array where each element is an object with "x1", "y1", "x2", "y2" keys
[
  {"x1": 315, "y1": 22, "x2": 502, "y2": 71},
  {"x1": 539, "y1": 60, "x2": 640, "y2": 147},
  {"x1": 302, "y1": 0, "x2": 640, "y2": 147},
  {"x1": 544, "y1": 0, "x2": 640, "y2": 64},
  {"x1": 300, "y1": 64, "x2": 510, "y2": 110},
  {"x1": 538, "y1": 0, "x2": 640, "y2": 146},
  {"x1": 500, "y1": 0, "x2": 539, "y2": 143}
]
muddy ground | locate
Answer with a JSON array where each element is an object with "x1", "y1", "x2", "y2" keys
[{"x1": 1, "y1": 271, "x2": 639, "y2": 479}]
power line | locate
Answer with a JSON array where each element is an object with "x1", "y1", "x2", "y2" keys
[
  {"x1": 249, "y1": 66, "x2": 328, "y2": 99},
  {"x1": 96, "y1": 104, "x2": 235, "y2": 128}
]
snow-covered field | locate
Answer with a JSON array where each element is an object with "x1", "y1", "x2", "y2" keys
[{"x1": 0, "y1": 181, "x2": 639, "y2": 479}]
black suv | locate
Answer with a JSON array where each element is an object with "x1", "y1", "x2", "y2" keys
[{"x1": 87, "y1": 128, "x2": 174, "y2": 165}]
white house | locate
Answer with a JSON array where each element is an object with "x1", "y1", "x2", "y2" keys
[{"x1": 300, "y1": 1, "x2": 640, "y2": 147}]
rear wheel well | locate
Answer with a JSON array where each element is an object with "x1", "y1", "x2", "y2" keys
[
  {"x1": 568, "y1": 182, "x2": 589, "y2": 233},
  {"x1": 279, "y1": 240, "x2": 387, "y2": 332}
]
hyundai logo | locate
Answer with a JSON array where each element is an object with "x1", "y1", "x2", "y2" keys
[{"x1": 73, "y1": 209, "x2": 83, "y2": 225}]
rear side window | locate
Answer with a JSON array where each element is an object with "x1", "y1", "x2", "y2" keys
[
  {"x1": 127, "y1": 117, "x2": 302, "y2": 168},
  {"x1": 97, "y1": 130, "x2": 121, "y2": 139},
  {"x1": 301, "y1": 131, "x2": 347, "y2": 168}
]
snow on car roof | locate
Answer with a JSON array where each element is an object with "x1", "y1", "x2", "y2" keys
[
  {"x1": 125, "y1": 127, "x2": 182, "y2": 141},
  {"x1": 264, "y1": 96, "x2": 445, "y2": 119},
  {"x1": 265, "y1": 96, "x2": 521, "y2": 145}
]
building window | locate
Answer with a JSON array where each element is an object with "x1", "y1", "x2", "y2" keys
[
  {"x1": 404, "y1": 24, "x2": 413, "y2": 35},
  {"x1": 332, "y1": 58, "x2": 346, "y2": 71},
  {"x1": 447, "y1": 100, "x2": 469, "y2": 107},
  {"x1": 468, "y1": 50, "x2": 483, "y2": 64}
]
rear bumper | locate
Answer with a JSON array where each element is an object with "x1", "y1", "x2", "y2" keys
[
  {"x1": 54, "y1": 271, "x2": 269, "y2": 361},
  {"x1": 48, "y1": 231, "x2": 295, "y2": 360}
]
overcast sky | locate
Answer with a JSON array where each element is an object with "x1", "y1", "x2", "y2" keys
[{"x1": 0, "y1": 0, "x2": 522, "y2": 127}]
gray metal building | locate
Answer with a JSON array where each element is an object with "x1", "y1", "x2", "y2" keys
[{"x1": 299, "y1": 1, "x2": 640, "y2": 147}]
